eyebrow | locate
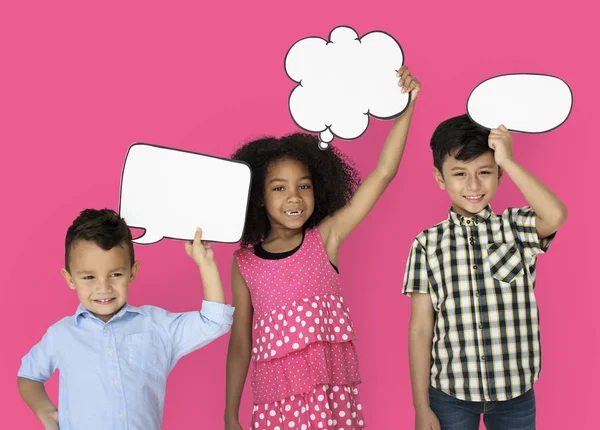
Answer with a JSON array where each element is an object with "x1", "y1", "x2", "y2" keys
[
  {"x1": 268, "y1": 175, "x2": 312, "y2": 183},
  {"x1": 74, "y1": 267, "x2": 127, "y2": 275},
  {"x1": 450, "y1": 164, "x2": 495, "y2": 171}
]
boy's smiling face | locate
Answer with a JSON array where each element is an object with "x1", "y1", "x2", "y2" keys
[
  {"x1": 434, "y1": 150, "x2": 502, "y2": 217},
  {"x1": 61, "y1": 240, "x2": 139, "y2": 322}
]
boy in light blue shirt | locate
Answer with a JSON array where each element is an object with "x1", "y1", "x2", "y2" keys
[{"x1": 18, "y1": 208, "x2": 234, "y2": 430}]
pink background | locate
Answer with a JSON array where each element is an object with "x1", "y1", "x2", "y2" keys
[{"x1": 1, "y1": 0, "x2": 596, "y2": 428}]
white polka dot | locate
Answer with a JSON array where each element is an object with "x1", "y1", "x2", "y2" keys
[
  {"x1": 277, "y1": 340, "x2": 283, "y2": 347},
  {"x1": 339, "y1": 411, "x2": 345, "y2": 417},
  {"x1": 284, "y1": 336, "x2": 290, "y2": 343},
  {"x1": 285, "y1": 404, "x2": 291, "y2": 411},
  {"x1": 278, "y1": 314, "x2": 283, "y2": 320},
  {"x1": 270, "y1": 410, "x2": 276, "y2": 416},
  {"x1": 296, "y1": 316, "x2": 301, "y2": 323},
  {"x1": 333, "y1": 386, "x2": 339, "y2": 392},
  {"x1": 265, "y1": 326, "x2": 270, "y2": 333},
  {"x1": 342, "y1": 334, "x2": 349, "y2": 340},
  {"x1": 309, "y1": 326, "x2": 315, "y2": 333},
  {"x1": 271, "y1": 349, "x2": 276, "y2": 356},
  {"x1": 315, "y1": 317, "x2": 320, "y2": 324},
  {"x1": 318, "y1": 395, "x2": 324, "y2": 401},
  {"x1": 334, "y1": 327, "x2": 340, "y2": 333},
  {"x1": 289, "y1": 326, "x2": 296, "y2": 333},
  {"x1": 297, "y1": 305, "x2": 303, "y2": 312},
  {"x1": 347, "y1": 419, "x2": 352, "y2": 425},
  {"x1": 306, "y1": 310, "x2": 313, "y2": 317},
  {"x1": 292, "y1": 343, "x2": 299, "y2": 349},
  {"x1": 312, "y1": 303, "x2": 318, "y2": 308},
  {"x1": 260, "y1": 413, "x2": 265, "y2": 419},
  {"x1": 288, "y1": 422, "x2": 295, "y2": 428},
  {"x1": 339, "y1": 318, "x2": 345, "y2": 324}
]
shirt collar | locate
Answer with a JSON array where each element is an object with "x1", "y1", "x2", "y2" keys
[
  {"x1": 75, "y1": 302, "x2": 145, "y2": 324},
  {"x1": 448, "y1": 205, "x2": 493, "y2": 226}
]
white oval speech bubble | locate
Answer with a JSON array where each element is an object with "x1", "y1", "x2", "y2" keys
[
  {"x1": 119, "y1": 144, "x2": 251, "y2": 245},
  {"x1": 285, "y1": 26, "x2": 410, "y2": 149},
  {"x1": 467, "y1": 74, "x2": 572, "y2": 133}
]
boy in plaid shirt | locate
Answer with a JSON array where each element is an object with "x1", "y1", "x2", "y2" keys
[{"x1": 403, "y1": 115, "x2": 567, "y2": 430}]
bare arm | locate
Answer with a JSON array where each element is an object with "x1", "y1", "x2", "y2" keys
[
  {"x1": 185, "y1": 228, "x2": 227, "y2": 303},
  {"x1": 18, "y1": 377, "x2": 58, "y2": 429},
  {"x1": 408, "y1": 293, "x2": 435, "y2": 411},
  {"x1": 224, "y1": 259, "x2": 253, "y2": 428},
  {"x1": 489, "y1": 126, "x2": 568, "y2": 239},
  {"x1": 320, "y1": 67, "x2": 421, "y2": 258},
  {"x1": 408, "y1": 293, "x2": 441, "y2": 430}
]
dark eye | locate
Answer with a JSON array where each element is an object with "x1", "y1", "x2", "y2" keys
[
  {"x1": 273, "y1": 186, "x2": 284, "y2": 191},
  {"x1": 82, "y1": 276, "x2": 95, "y2": 280},
  {"x1": 300, "y1": 184, "x2": 311, "y2": 189},
  {"x1": 111, "y1": 273, "x2": 123, "y2": 278},
  {"x1": 454, "y1": 172, "x2": 465, "y2": 177}
]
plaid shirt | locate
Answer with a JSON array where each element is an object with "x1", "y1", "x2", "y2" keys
[{"x1": 403, "y1": 206, "x2": 555, "y2": 402}]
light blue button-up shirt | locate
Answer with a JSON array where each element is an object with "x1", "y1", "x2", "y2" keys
[{"x1": 18, "y1": 300, "x2": 233, "y2": 430}]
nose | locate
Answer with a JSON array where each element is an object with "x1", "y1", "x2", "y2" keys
[
  {"x1": 286, "y1": 189, "x2": 302, "y2": 202},
  {"x1": 96, "y1": 279, "x2": 113, "y2": 293},
  {"x1": 466, "y1": 175, "x2": 481, "y2": 191}
]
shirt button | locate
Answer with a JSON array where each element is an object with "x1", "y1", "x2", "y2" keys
[
  {"x1": 472, "y1": 265, "x2": 477, "y2": 270},
  {"x1": 107, "y1": 349, "x2": 114, "y2": 356},
  {"x1": 113, "y1": 379, "x2": 119, "y2": 386},
  {"x1": 119, "y1": 412, "x2": 124, "y2": 418},
  {"x1": 467, "y1": 220, "x2": 471, "y2": 224},
  {"x1": 481, "y1": 356, "x2": 486, "y2": 361},
  {"x1": 478, "y1": 323, "x2": 484, "y2": 329},
  {"x1": 475, "y1": 291, "x2": 480, "y2": 297}
]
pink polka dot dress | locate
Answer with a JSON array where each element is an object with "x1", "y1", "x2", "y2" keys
[{"x1": 235, "y1": 227, "x2": 365, "y2": 430}]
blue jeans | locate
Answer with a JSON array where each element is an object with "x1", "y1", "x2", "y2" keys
[{"x1": 429, "y1": 387, "x2": 536, "y2": 430}]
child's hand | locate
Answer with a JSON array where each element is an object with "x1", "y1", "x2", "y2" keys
[
  {"x1": 185, "y1": 228, "x2": 215, "y2": 268},
  {"x1": 39, "y1": 409, "x2": 59, "y2": 430},
  {"x1": 225, "y1": 420, "x2": 243, "y2": 430},
  {"x1": 488, "y1": 124, "x2": 514, "y2": 166},
  {"x1": 397, "y1": 65, "x2": 421, "y2": 103},
  {"x1": 415, "y1": 407, "x2": 441, "y2": 430}
]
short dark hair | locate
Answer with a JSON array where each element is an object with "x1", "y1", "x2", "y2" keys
[
  {"x1": 65, "y1": 209, "x2": 134, "y2": 271},
  {"x1": 232, "y1": 132, "x2": 360, "y2": 247},
  {"x1": 430, "y1": 114, "x2": 492, "y2": 173}
]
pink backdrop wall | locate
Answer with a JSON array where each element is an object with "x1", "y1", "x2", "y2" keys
[{"x1": 1, "y1": 0, "x2": 596, "y2": 428}]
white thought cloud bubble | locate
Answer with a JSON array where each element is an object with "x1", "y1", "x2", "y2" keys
[
  {"x1": 467, "y1": 73, "x2": 573, "y2": 133},
  {"x1": 285, "y1": 26, "x2": 409, "y2": 149},
  {"x1": 119, "y1": 144, "x2": 251, "y2": 244}
]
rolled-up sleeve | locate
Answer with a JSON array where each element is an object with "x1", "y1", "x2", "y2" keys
[
  {"x1": 18, "y1": 331, "x2": 57, "y2": 383},
  {"x1": 508, "y1": 207, "x2": 555, "y2": 255},
  {"x1": 166, "y1": 301, "x2": 234, "y2": 367},
  {"x1": 402, "y1": 238, "x2": 431, "y2": 296}
]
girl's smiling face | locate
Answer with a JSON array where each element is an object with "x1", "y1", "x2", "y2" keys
[{"x1": 263, "y1": 158, "x2": 315, "y2": 233}]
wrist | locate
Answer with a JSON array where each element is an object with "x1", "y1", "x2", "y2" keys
[{"x1": 498, "y1": 157, "x2": 518, "y2": 170}]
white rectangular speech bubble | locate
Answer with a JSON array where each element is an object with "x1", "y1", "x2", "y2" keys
[{"x1": 119, "y1": 143, "x2": 251, "y2": 244}]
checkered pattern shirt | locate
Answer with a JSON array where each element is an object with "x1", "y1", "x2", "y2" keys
[{"x1": 403, "y1": 206, "x2": 555, "y2": 402}]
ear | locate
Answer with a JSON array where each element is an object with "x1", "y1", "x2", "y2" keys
[
  {"x1": 129, "y1": 261, "x2": 140, "y2": 283},
  {"x1": 433, "y1": 167, "x2": 446, "y2": 190},
  {"x1": 61, "y1": 268, "x2": 76, "y2": 290},
  {"x1": 498, "y1": 166, "x2": 504, "y2": 184}
]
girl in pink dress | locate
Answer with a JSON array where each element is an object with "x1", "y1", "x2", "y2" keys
[{"x1": 225, "y1": 67, "x2": 421, "y2": 430}]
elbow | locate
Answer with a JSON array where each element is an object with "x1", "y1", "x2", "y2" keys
[{"x1": 547, "y1": 204, "x2": 569, "y2": 230}]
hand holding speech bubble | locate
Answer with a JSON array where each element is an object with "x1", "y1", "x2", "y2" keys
[
  {"x1": 285, "y1": 26, "x2": 410, "y2": 149},
  {"x1": 467, "y1": 73, "x2": 573, "y2": 133},
  {"x1": 119, "y1": 144, "x2": 251, "y2": 244}
]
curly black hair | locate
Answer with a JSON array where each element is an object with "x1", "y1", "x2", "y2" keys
[{"x1": 232, "y1": 132, "x2": 361, "y2": 247}]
